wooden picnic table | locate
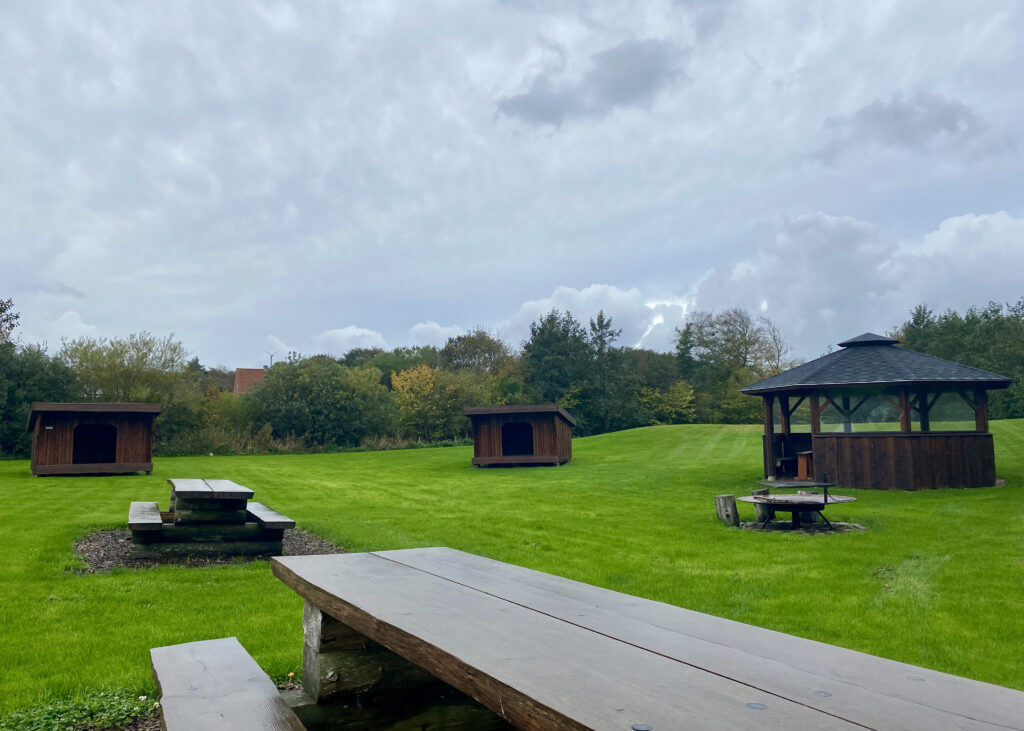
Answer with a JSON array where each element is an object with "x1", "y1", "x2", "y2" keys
[
  {"x1": 271, "y1": 548, "x2": 1024, "y2": 730},
  {"x1": 737, "y1": 491, "x2": 856, "y2": 528}
]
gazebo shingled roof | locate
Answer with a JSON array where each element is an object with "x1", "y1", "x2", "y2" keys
[{"x1": 741, "y1": 333, "x2": 1011, "y2": 395}]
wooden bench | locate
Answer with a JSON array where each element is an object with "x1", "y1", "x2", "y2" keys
[
  {"x1": 128, "y1": 501, "x2": 162, "y2": 531},
  {"x1": 247, "y1": 501, "x2": 297, "y2": 530},
  {"x1": 272, "y1": 548, "x2": 1024, "y2": 730},
  {"x1": 151, "y1": 637, "x2": 304, "y2": 730}
]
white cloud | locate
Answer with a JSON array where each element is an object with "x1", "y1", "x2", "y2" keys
[
  {"x1": 688, "y1": 211, "x2": 1024, "y2": 357},
  {"x1": 313, "y1": 326, "x2": 387, "y2": 356},
  {"x1": 505, "y1": 284, "x2": 692, "y2": 351},
  {"x1": 408, "y1": 321, "x2": 463, "y2": 347}
]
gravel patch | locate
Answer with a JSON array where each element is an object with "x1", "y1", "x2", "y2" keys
[
  {"x1": 73, "y1": 528, "x2": 344, "y2": 573},
  {"x1": 739, "y1": 520, "x2": 865, "y2": 534}
]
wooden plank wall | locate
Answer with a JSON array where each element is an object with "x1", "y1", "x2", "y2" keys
[
  {"x1": 812, "y1": 433, "x2": 995, "y2": 489},
  {"x1": 33, "y1": 412, "x2": 155, "y2": 467},
  {"x1": 554, "y1": 419, "x2": 572, "y2": 463}
]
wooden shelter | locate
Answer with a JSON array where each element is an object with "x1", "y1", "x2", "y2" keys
[
  {"x1": 28, "y1": 402, "x2": 162, "y2": 476},
  {"x1": 741, "y1": 333, "x2": 1011, "y2": 490},
  {"x1": 463, "y1": 405, "x2": 575, "y2": 466}
]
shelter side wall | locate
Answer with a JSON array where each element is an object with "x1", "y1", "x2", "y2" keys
[
  {"x1": 34, "y1": 414, "x2": 75, "y2": 466},
  {"x1": 813, "y1": 433, "x2": 994, "y2": 489},
  {"x1": 531, "y1": 416, "x2": 557, "y2": 458},
  {"x1": 555, "y1": 419, "x2": 572, "y2": 463},
  {"x1": 473, "y1": 416, "x2": 499, "y2": 459},
  {"x1": 116, "y1": 414, "x2": 155, "y2": 463}
]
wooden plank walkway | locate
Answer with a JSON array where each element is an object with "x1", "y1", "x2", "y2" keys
[{"x1": 272, "y1": 548, "x2": 1024, "y2": 730}]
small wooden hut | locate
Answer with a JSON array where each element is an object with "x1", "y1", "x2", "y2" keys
[
  {"x1": 740, "y1": 333, "x2": 1010, "y2": 490},
  {"x1": 28, "y1": 402, "x2": 162, "y2": 476},
  {"x1": 463, "y1": 405, "x2": 575, "y2": 466}
]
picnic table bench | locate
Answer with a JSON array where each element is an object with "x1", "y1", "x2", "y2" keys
[
  {"x1": 129, "y1": 479, "x2": 295, "y2": 558},
  {"x1": 270, "y1": 547, "x2": 1024, "y2": 730}
]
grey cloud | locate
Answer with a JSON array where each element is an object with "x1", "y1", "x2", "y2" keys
[
  {"x1": 497, "y1": 38, "x2": 685, "y2": 125},
  {"x1": 21, "y1": 279, "x2": 87, "y2": 299},
  {"x1": 817, "y1": 91, "x2": 1007, "y2": 161}
]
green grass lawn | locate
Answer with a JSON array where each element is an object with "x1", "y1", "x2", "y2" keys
[{"x1": 1, "y1": 421, "x2": 1023, "y2": 716}]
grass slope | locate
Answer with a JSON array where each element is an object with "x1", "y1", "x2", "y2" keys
[{"x1": 1, "y1": 422, "x2": 1023, "y2": 714}]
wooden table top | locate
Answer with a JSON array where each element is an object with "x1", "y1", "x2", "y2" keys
[
  {"x1": 737, "y1": 493, "x2": 857, "y2": 505},
  {"x1": 272, "y1": 548, "x2": 1024, "y2": 731}
]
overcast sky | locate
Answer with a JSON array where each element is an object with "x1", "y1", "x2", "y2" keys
[{"x1": 2, "y1": 1, "x2": 1022, "y2": 367}]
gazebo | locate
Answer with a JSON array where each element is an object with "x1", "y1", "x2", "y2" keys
[
  {"x1": 740, "y1": 333, "x2": 1011, "y2": 490},
  {"x1": 463, "y1": 405, "x2": 575, "y2": 466},
  {"x1": 28, "y1": 402, "x2": 162, "y2": 476}
]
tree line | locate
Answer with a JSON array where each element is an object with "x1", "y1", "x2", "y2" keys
[{"x1": 1, "y1": 296, "x2": 1021, "y2": 458}]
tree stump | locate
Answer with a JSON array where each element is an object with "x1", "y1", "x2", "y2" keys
[{"x1": 715, "y1": 495, "x2": 739, "y2": 527}]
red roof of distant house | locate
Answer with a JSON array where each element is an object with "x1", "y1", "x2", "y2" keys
[{"x1": 233, "y1": 368, "x2": 267, "y2": 394}]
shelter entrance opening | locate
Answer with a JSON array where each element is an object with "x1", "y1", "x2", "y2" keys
[
  {"x1": 73, "y1": 424, "x2": 117, "y2": 464},
  {"x1": 501, "y1": 423, "x2": 534, "y2": 456}
]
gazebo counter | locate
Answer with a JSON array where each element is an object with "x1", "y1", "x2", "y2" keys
[{"x1": 812, "y1": 430, "x2": 995, "y2": 490}]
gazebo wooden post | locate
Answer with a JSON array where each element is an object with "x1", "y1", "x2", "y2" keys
[
  {"x1": 779, "y1": 396, "x2": 791, "y2": 435},
  {"x1": 809, "y1": 395, "x2": 821, "y2": 434},
  {"x1": 899, "y1": 388, "x2": 912, "y2": 433},
  {"x1": 763, "y1": 395, "x2": 776, "y2": 478},
  {"x1": 841, "y1": 395, "x2": 852, "y2": 433},
  {"x1": 917, "y1": 390, "x2": 931, "y2": 432},
  {"x1": 974, "y1": 390, "x2": 989, "y2": 433}
]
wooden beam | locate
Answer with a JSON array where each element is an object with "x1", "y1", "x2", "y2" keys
[
  {"x1": 899, "y1": 389, "x2": 912, "y2": 433},
  {"x1": 789, "y1": 395, "x2": 806, "y2": 415},
  {"x1": 841, "y1": 395, "x2": 852, "y2": 433},
  {"x1": 916, "y1": 390, "x2": 931, "y2": 432},
  {"x1": 809, "y1": 395, "x2": 821, "y2": 434},
  {"x1": 849, "y1": 395, "x2": 870, "y2": 418},
  {"x1": 763, "y1": 396, "x2": 776, "y2": 478},
  {"x1": 779, "y1": 395, "x2": 791, "y2": 435},
  {"x1": 974, "y1": 390, "x2": 989, "y2": 433}
]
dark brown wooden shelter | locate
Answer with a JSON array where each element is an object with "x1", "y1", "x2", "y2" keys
[
  {"x1": 28, "y1": 402, "x2": 162, "y2": 476},
  {"x1": 463, "y1": 405, "x2": 575, "y2": 466},
  {"x1": 741, "y1": 333, "x2": 1011, "y2": 490}
]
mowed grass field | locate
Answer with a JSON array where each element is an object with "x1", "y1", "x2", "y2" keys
[{"x1": 1, "y1": 421, "x2": 1023, "y2": 716}]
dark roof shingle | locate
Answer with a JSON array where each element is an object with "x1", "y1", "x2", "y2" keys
[{"x1": 741, "y1": 333, "x2": 1012, "y2": 395}]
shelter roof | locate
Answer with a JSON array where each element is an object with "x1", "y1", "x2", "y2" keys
[
  {"x1": 28, "y1": 402, "x2": 162, "y2": 431},
  {"x1": 233, "y1": 367, "x2": 267, "y2": 394},
  {"x1": 740, "y1": 333, "x2": 1012, "y2": 395},
  {"x1": 463, "y1": 404, "x2": 576, "y2": 427}
]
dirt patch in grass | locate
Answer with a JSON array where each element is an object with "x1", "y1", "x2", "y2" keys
[{"x1": 73, "y1": 528, "x2": 344, "y2": 573}]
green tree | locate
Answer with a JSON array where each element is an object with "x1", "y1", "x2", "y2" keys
[
  {"x1": 895, "y1": 299, "x2": 1024, "y2": 418},
  {"x1": 252, "y1": 357, "x2": 396, "y2": 447},
  {"x1": 522, "y1": 309, "x2": 590, "y2": 409},
  {"x1": 59, "y1": 332, "x2": 189, "y2": 402},
  {"x1": 0, "y1": 297, "x2": 19, "y2": 343},
  {"x1": 675, "y1": 309, "x2": 794, "y2": 423},
  {"x1": 580, "y1": 311, "x2": 642, "y2": 434},
  {"x1": 0, "y1": 342, "x2": 75, "y2": 457},
  {"x1": 638, "y1": 380, "x2": 696, "y2": 425},
  {"x1": 392, "y1": 364, "x2": 488, "y2": 441},
  {"x1": 439, "y1": 329, "x2": 509, "y2": 373}
]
